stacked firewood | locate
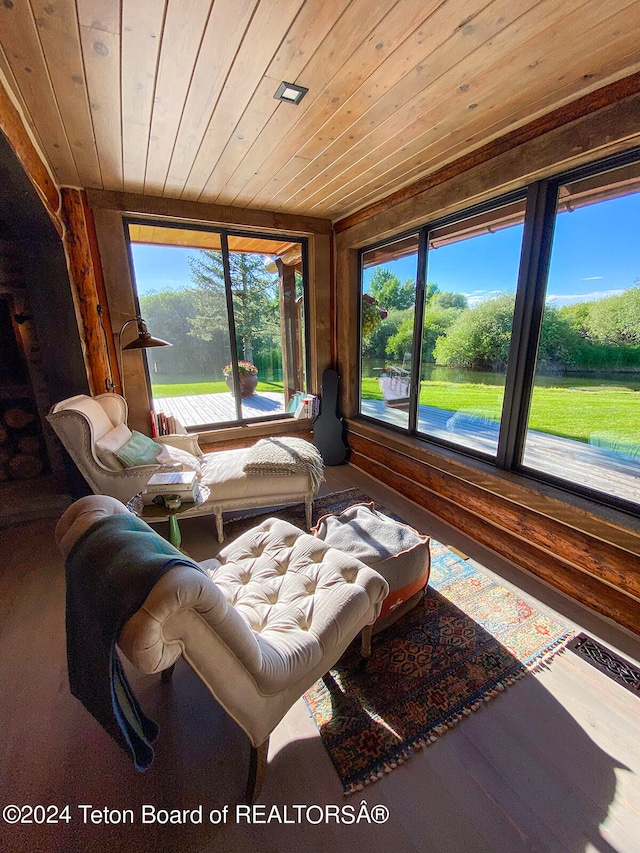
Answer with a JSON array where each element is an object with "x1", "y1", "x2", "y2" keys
[{"x1": 0, "y1": 402, "x2": 45, "y2": 480}]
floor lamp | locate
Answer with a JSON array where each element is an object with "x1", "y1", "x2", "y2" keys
[{"x1": 118, "y1": 317, "x2": 172, "y2": 398}]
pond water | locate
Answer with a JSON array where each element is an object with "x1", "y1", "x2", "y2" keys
[{"x1": 362, "y1": 359, "x2": 640, "y2": 391}]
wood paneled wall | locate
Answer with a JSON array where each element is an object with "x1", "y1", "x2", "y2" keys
[
  {"x1": 349, "y1": 423, "x2": 640, "y2": 635},
  {"x1": 335, "y1": 93, "x2": 640, "y2": 636}
]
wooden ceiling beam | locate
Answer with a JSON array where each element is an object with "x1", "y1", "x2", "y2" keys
[
  {"x1": 85, "y1": 188, "x2": 332, "y2": 236},
  {"x1": 0, "y1": 76, "x2": 61, "y2": 234}
]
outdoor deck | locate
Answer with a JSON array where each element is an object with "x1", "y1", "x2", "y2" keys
[
  {"x1": 155, "y1": 390, "x2": 285, "y2": 427},
  {"x1": 360, "y1": 399, "x2": 640, "y2": 504},
  {"x1": 154, "y1": 391, "x2": 638, "y2": 503}
]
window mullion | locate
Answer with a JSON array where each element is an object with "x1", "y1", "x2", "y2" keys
[
  {"x1": 220, "y1": 231, "x2": 243, "y2": 422},
  {"x1": 497, "y1": 180, "x2": 558, "y2": 469},
  {"x1": 408, "y1": 228, "x2": 428, "y2": 433}
]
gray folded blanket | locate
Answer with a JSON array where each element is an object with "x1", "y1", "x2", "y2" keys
[
  {"x1": 65, "y1": 513, "x2": 203, "y2": 771},
  {"x1": 243, "y1": 437, "x2": 324, "y2": 490}
]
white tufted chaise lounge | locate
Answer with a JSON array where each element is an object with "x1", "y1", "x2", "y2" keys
[
  {"x1": 57, "y1": 496, "x2": 388, "y2": 801},
  {"x1": 48, "y1": 393, "x2": 318, "y2": 541}
]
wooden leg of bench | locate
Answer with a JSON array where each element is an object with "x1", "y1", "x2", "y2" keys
[
  {"x1": 214, "y1": 509, "x2": 224, "y2": 543},
  {"x1": 361, "y1": 624, "x2": 373, "y2": 658},
  {"x1": 305, "y1": 494, "x2": 313, "y2": 530},
  {"x1": 246, "y1": 737, "x2": 269, "y2": 804},
  {"x1": 160, "y1": 662, "x2": 176, "y2": 683}
]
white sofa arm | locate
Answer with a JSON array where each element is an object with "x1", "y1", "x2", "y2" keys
[{"x1": 156, "y1": 433, "x2": 203, "y2": 457}]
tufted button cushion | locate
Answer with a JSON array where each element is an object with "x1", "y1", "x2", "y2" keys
[
  {"x1": 60, "y1": 499, "x2": 389, "y2": 750},
  {"x1": 202, "y1": 517, "x2": 389, "y2": 693}
]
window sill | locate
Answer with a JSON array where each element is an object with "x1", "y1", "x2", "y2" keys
[{"x1": 197, "y1": 416, "x2": 313, "y2": 451}]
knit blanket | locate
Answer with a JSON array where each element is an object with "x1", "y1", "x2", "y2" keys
[
  {"x1": 243, "y1": 437, "x2": 324, "y2": 491},
  {"x1": 65, "y1": 513, "x2": 204, "y2": 771}
]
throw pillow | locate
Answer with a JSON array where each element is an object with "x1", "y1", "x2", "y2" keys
[
  {"x1": 115, "y1": 431, "x2": 163, "y2": 468},
  {"x1": 155, "y1": 444, "x2": 202, "y2": 474},
  {"x1": 95, "y1": 423, "x2": 133, "y2": 470},
  {"x1": 314, "y1": 502, "x2": 430, "y2": 625}
]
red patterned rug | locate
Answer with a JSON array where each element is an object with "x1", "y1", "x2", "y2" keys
[{"x1": 294, "y1": 489, "x2": 574, "y2": 795}]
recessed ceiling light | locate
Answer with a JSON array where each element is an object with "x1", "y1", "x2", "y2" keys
[{"x1": 274, "y1": 81, "x2": 308, "y2": 105}]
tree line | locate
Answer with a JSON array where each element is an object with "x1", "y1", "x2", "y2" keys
[
  {"x1": 363, "y1": 268, "x2": 640, "y2": 372},
  {"x1": 138, "y1": 250, "x2": 285, "y2": 380}
]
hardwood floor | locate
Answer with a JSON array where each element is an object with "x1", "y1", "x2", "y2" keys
[{"x1": 1, "y1": 465, "x2": 639, "y2": 853}]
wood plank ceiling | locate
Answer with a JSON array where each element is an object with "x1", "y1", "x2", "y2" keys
[{"x1": 1, "y1": 0, "x2": 640, "y2": 223}]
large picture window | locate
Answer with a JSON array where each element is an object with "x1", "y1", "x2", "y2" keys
[
  {"x1": 520, "y1": 162, "x2": 640, "y2": 504},
  {"x1": 418, "y1": 199, "x2": 526, "y2": 456},
  {"x1": 359, "y1": 151, "x2": 640, "y2": 514},
  {"x1": 126, "y1": 222, "x2": 308, "y2": 429},
  {"x1": 359, "y1": 234, "x2": 419, "y2": 431}
]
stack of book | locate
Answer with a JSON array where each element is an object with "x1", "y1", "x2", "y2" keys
[
  {"x1": 150, "y1": 410, "x2": 178, "y2": 437},
  {"x1": 142, "y1": 470, "x2": 200, "y2": 505},
  {"x1": 293, "y1": 394, "x2": 319, "y2": 420}
]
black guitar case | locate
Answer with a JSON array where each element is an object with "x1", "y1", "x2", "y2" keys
[{"x1": 313, "y1": 368, "x2": 348, "y2": 465}]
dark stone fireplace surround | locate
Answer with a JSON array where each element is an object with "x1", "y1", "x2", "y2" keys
[{"x1": 0, "y1": 132, "x2": 89, "y2": 507}]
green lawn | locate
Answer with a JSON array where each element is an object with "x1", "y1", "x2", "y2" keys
[
  {"x1": 152, "y1": 379, "x2": 284, "y2": 397},
  {"x1": 361, "y1": 378, "x2": 640, "y2": 444},
  {"x1": 151, "y1": 376, "x2": 639, "y2": 445}
]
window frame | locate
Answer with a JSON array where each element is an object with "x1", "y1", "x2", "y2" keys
[
  {"x1": 124, "y1": 216, "x2": 311, "y2": 432},
  {"x1": 357, "y1": 148, "x2": 640, "y2": 518},
  {"x1": 357, "y1": 227, "x2": 422, "y2": 432}
]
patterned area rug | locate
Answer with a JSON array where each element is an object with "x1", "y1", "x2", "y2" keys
[
  {"x1": 222, "y1": 487, "x2": 376, "y2": 539},
  {"x1": 225, "y1": 488, "x2": 574, "y2": 794}
]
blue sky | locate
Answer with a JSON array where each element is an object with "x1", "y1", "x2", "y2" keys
[
  {"x1": 130, "y1": 244, "x2": 196, "y2": 297},
  {"x1": 362, "y1": 192, "x2": 640, "y2": 307},
  {"x1": 131, "y1": 191, "x2": 639, "y2": 306}
]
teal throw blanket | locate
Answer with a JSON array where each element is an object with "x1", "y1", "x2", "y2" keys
[{"x1": 65, "y1": 513, "x2": 203, "y2": 771}]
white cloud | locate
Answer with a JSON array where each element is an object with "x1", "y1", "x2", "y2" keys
[
  {"x1": 581, "y1": 276, "x2": 604, "y2": 281},
  {"x1": 546, "y1": 289, "x2": 625, "y2": 306},
  {"x1": 462, "y1": 289, "x2": 506, "y2": 307}
]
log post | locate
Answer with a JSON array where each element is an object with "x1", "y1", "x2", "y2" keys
[{"x1": 60, "y1": 188, "x2": 118, "y2": 396}]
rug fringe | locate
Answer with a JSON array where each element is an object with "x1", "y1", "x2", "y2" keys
[{"x1": 342, "y1": 630, "x2": 575, "y2": 795}]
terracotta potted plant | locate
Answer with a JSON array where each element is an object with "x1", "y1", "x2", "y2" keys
[{"x1": 223, "y1": 361, "x2": 258, "y2": 397}]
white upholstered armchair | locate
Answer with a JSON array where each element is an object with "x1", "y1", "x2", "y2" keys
[
  {"x1": 47, "y1": 393, "x2": 319, "y2": 541},
  {"x1": 56, "y1": 495, "x2": 388, "y2": 801},
  {"x1": 47, "y1": 393, "x2": 200, "y2": 504}
]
